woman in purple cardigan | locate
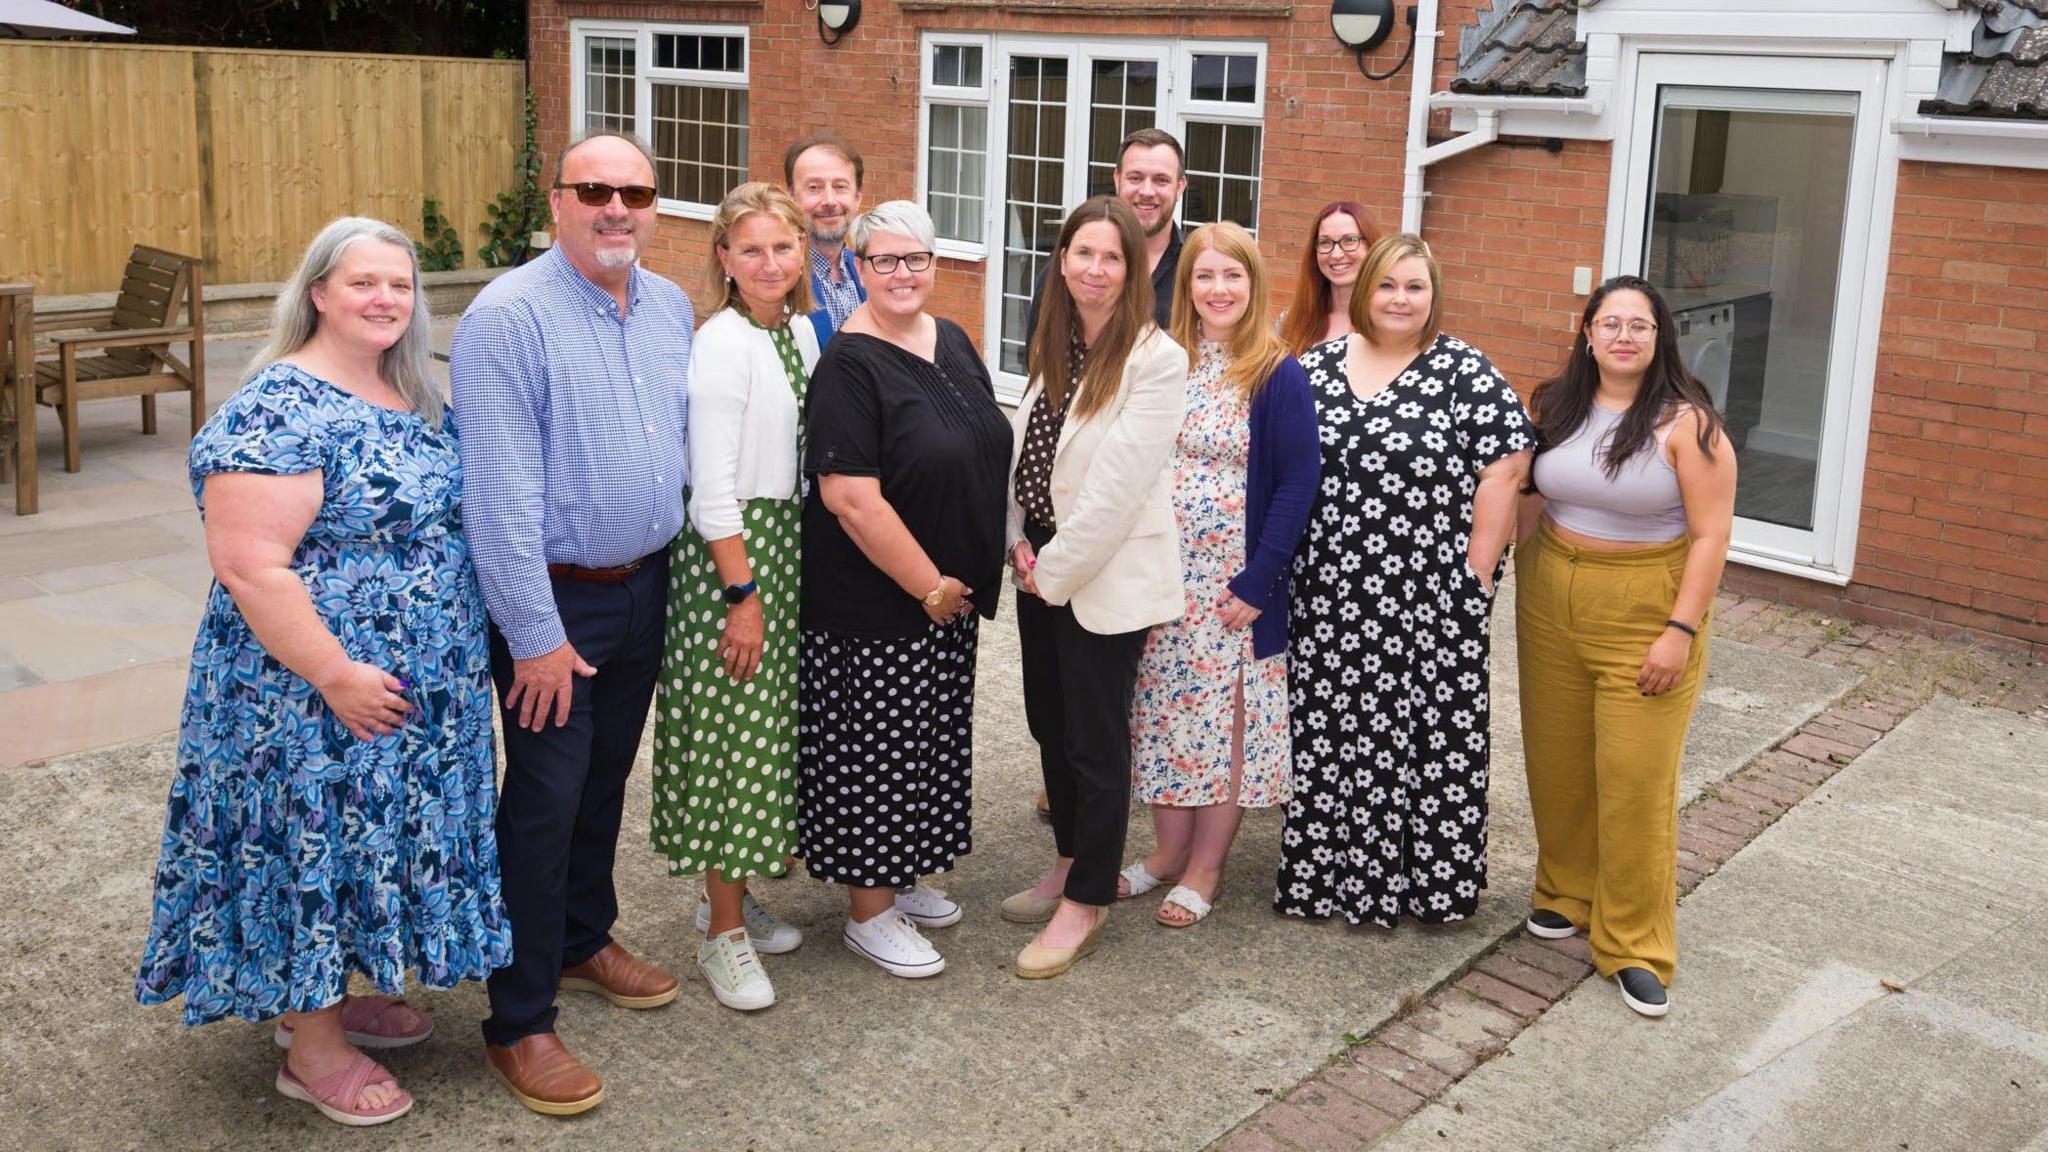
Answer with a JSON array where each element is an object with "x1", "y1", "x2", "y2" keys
[{"x1": 1123, "y1": 222, "x2": 1319, "y2": 927}]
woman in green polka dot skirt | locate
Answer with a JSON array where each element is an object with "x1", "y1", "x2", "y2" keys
[{"x1": 651, "y1": 184, "x2": 820, "y2": 1013}]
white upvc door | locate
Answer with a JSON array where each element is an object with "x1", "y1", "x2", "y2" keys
[{"x1": 1615, "y1": 52, "x2": 1890, "y2": 582}]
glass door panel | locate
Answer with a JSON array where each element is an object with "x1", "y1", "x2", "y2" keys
[
  {"x1": 1643, "y1": 87, "x2": 1856, "y2": 532},
  {"x1": 997, "y1": 55, "x2": 1068, "y2": 377},
  {"x1": 1086, "y1": 60, "x2": 1159, "y2": 197}
]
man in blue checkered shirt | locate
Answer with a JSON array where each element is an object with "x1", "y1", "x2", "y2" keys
[{"x1": 450, "y1": 131, "x2": 693, "y2": 1117}]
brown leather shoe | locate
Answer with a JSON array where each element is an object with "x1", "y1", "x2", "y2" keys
[
  {"x1": 486, "y1": 1033, "x2": 604, "y2": 1116},
  {"x1": 560, "y1": 941, "x2": 680, "y2": 1009}
]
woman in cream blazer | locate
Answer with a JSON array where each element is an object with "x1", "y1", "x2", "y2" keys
[{"x1": 1000, "y1": 196, "x2": 1187, "y2": 980}]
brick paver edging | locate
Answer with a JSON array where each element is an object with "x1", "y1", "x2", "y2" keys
[{"x1": 1208, "y1": 641, "x2": 1923, "y2": 1151}]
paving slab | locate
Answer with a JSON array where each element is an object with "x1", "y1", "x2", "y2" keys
[
  {"x1": 1374, "y1": 696, "x2": 2048, "y2": 1152},
  {"x1": 0, "y1": 599, "x2": 1851, "y2": 1151}
]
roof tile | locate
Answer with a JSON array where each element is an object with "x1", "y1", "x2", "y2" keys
[{"x1": 1450, "y1": 0, "x2": 1587, "y2": 98}]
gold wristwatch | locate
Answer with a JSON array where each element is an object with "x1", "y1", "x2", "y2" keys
[{"x1": 922, "y1": 579, "x2": 949, "y2": 608}]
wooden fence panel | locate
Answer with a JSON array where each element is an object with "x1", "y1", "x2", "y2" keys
[
  {"x1": 423, "y1": 60, "x2": 525, "y2": 272},
  {"x1": 0, "y1": 43, "x2": 203, "y2": 295},
  {"x1": 0, "y1": 41, "x2": 524, "y2": 293}
]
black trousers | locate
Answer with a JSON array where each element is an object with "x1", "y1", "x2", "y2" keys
[
  {"x1": 482, "y1": 553, "x2": 666, "y2": 1046},
  {"x1": 1015, "y1": 524, "x2": 1151, "y2": 907}
]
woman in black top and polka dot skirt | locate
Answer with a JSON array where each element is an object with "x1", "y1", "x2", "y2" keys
[{"x1": 800, "y1": 202, "x2": 1011, "y2": 979}]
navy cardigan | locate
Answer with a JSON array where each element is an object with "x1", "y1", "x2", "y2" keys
[{"x1": 1226, "y1": 356, "x2": 1320, "y2": 659}]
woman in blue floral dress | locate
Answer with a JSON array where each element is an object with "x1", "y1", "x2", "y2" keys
[{"x1": 135, "y1": 218, "x2": 511, "y2": 1127}]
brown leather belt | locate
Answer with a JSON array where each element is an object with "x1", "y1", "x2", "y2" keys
[{"x1": 547, "y1": 560, "x2": 643, "y2": 585}]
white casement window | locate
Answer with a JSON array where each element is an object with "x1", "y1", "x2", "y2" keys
[
  {"x1": 919, "y1": 34, "x2": 993, "y2": 257},
  {"x1": 570, "y1": 21, "x2": 750, "y2": 220},
  {"x1": 916, "y1": 33, "x2": 1267, "y2": 397}
]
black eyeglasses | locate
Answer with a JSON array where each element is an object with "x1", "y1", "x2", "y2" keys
[
  {"x1": 555, "y1": 181, "x2": 658, "y2": 210},
  {"x1": 1315, "y1": 234, "x2": 1366, "y2": 255},
  {"x1": 861, "y1": 251, "x2": 935, "y2": 274}
]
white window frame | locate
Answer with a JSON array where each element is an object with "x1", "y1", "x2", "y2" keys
[
  {"x1": 569, "y1": 19, "x2": 750, "y2": 223},
  {"x1": 917, "y1": 32, "x2": 995, "y2": 261},
  {"x1": 1175, "y1": 40, "x2": 1268, "y2": 235},
  {"x1": 919, "y1": 32, "x2": 1267, "y2": 400}
]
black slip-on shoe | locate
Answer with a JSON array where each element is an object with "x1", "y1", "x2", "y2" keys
[
  {"x1": 1616, "y1": 967, "x2": 1669, "y2": 1017},
  {"x1": 1525, "y1": 909, "x2": 1577, "y2": 939}
]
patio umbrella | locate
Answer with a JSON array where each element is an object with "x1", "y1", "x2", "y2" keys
[{"x1": 0, "y1": 0, "x2": 135, "y2": 37}]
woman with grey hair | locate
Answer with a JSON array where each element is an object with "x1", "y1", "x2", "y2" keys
[
  {"x1": 799, "y1": 200, "x2": 1011, "y2": 977},
  {"x1": 135, "y1": 216, "x2": 512, "y2": 1126}
]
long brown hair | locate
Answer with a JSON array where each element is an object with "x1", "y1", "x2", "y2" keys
[
  {"x1": 1530, "y1": 275, "x2": 1724, "y2": 476},
  {"x1": 1279, "y1": 199, "x2": 1380, "y2": 356},
  {"x1": 1170, "y1": 222, "x2": 1291, "y2": 402},
  {"x1": 1350, "y1": 232, "x2": 1442, "y2": 351},
  {"x1": 1027, "y1": 196, "x2": 1154, "y2": 420}
]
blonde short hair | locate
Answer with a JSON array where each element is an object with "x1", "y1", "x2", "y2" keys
[{"x1": 1349, "y1": 232, "x2": 1442, "y2": 351}]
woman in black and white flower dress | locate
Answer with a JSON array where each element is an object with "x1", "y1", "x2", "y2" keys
[{"x1": 1275, "y1": 233, "x2": 1533, "y2": 927}]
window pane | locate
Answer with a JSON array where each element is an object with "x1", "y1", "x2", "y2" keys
[
  {"x1": 583, "y1": 36, "x2": 636, "y2": 136},
  {"x1": 1183, "y1": 120, "x2": 1263, "y2": 232},
  {"x1": 961, "y1": 45, "x2": 984, "y2": 88},
  {"x1": 1001, "y1": 55, "x2": 1068, "y2": 370},
  {"x1": 934, "y1": 45, "x2": 960, "y2": 88},
  {"x1": 653, "y1": 81, "x2": 750, "y2": 205},
  {"x1": 1087, "y1": 59, "x2": 1158, "y2": 199},
  {"x1": 1192, "y1": 53, "x2": 1257, "y2": 104}
]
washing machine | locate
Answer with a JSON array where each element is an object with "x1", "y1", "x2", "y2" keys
[{"x1": 1673, "y1": 300, "x2": 1734, "y2": 410}]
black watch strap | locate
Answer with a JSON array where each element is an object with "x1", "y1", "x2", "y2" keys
[{"x1": 723, "y1": 579, "x2": 758, "y2": 604}]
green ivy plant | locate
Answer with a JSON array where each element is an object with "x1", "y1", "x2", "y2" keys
[
  {"x1": 479, "y1": 88, "x2": 549, "y2": 269},
  {"x1": 419, "y1": 197, "x2": 463, "y2": 271}
]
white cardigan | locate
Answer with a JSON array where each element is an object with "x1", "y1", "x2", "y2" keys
[{"x1": 685, "y1": 307, "x2": 822, "y2": 540}]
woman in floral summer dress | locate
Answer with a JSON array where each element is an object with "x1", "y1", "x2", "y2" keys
[
  {"x1": 1125, "y1": 222, "x2": 1319, "y2": 928},
  {"x1": 136, "y1": 217, "x2": 511, "y2": 1127},
  {"x1": 1275, "y1": 233, "x2": 1534, "y2": 928},
  {"x1": 649, "y1": 184, "x2": 819, "y2": 1012}
]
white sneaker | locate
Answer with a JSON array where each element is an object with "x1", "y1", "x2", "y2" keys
[
  {"x1": 894, "y1": 883, "x2": 963, "y2": 928},
  {"x1": 697, "y1": 927, "x2": 775, "y2": 1011},
  {"x1": 842, "y1": 909, "x2": 946, "y2": 979},
  {"x1": 695, "y1": 892, "x2": 803, "y2": 954}
]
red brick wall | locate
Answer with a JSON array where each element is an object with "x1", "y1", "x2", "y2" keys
[
  {"x1": 1728, "y1": 161, "x2": 2048, "y2": 654},
  {"x1": 525, "y1": 4, "x2": 2047, "y2": 653},
  {"x1": 523, "y1": 0, "x2": 1584, "y2": 349}
]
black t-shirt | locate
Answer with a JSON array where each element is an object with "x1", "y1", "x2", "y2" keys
[{"x1": 801, "y1": 319, "x2": 1013, "y2": 639}]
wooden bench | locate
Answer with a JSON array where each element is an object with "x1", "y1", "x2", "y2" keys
[
  {"x1": 0, "y1": 284, "x2": 35, "y2": 515},
  {"x1": 33, "y1": 245, "x2": 207, "y2": 474}
]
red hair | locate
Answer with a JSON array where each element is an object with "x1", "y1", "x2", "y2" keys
[{"x1": 1279, "y1": 199, "x2": 1381, "y2": 356}]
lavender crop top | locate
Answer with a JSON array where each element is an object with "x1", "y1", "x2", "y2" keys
[{"x1": 1531, "y1": 403, "x2": 1689, "y2": 543}]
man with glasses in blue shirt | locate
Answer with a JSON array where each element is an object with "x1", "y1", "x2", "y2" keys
[{"x1": 451, "y1": 130, "x2": 694, "y2": 1118}]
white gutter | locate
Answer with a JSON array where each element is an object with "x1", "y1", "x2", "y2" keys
[
  {"x1": 1430, "y1": 93, "x2": 1603, "y2": 114},
  {"x1": 1399, "y1": 0, "x2": 1444, "y2": 235},
  {"x1": 1403, "y1": 111, "x2": 1500, "y2": 234},
  {"x1": 1893, "y1": 113, "x2": 2048, "y2": 141}
]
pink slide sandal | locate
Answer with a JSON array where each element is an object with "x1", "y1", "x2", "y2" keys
[
  {"x1": 273, "y1": 995, "x2": 434, "y2": 1050},
  {"x1": 275, "y1": 1051, "x2": 413, "y2": 1127}
]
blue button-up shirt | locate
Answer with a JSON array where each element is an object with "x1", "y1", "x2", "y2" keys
[
  {"x1": 450, "y1": 247, "x2": 695, "y2": 659},
  {"x1": 808, "y1": 245, "x2": 865, "y2": 333}
]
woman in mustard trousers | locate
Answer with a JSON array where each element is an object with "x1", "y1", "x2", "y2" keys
[{"x1": 1515, "y1": 274, "x2": 1736, "y2": 1018}]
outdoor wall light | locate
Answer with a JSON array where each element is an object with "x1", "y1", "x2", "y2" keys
[
  {"x1": 1333, "y1": 0, "x2": 1418, "y2": 81},
  {"x1": 818, "y1": 0, "x2": 861, "y2": 45}
]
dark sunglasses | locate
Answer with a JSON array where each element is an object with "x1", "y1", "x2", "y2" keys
[{"x1": 556, "y1": 181, "x2": 657, "y2": 209}]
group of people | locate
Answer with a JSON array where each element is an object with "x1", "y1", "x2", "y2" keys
[{"x1": 133, "y1": 123, "x2": 1735, "y2": 1126}]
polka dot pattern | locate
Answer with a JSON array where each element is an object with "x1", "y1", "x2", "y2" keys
[
  {"x1": 648, "y1": 496, "x2": 801, "y2": 880},
  {"x1": 796, "y1": 617, "x2": 979, "y2": 888}
]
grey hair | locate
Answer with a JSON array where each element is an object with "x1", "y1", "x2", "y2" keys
[
  {"x1": 244, "y1": 217, "x2": 442, "y2": 425},
  {"x1": 848, "y1": 200, "x2": 937, "y2": 256}
]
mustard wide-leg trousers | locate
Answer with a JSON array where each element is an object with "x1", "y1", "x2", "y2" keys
[{"x1": 1514, "y1": 523, "x2": 1711, "y2": 986}]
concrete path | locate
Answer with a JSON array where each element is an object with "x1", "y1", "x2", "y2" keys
[
  {"x1": 1373, "y1": 695, "x2": 2048, "y2": 1152},
  {"x1": 0, "y1": 602, "x2": 1847, "y2": 1151}
]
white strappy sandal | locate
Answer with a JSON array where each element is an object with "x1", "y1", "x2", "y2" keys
[
  {"x1": 1118, "y1": 861, "x2": 1164, "y2": 899},
  {"x1": 1156, "y1": 885, "x2": 1213, "y2": 928}
]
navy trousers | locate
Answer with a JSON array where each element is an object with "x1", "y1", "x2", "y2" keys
[{"x1": 482, "y1": 554, "x2": 667, "y2": 1046}]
